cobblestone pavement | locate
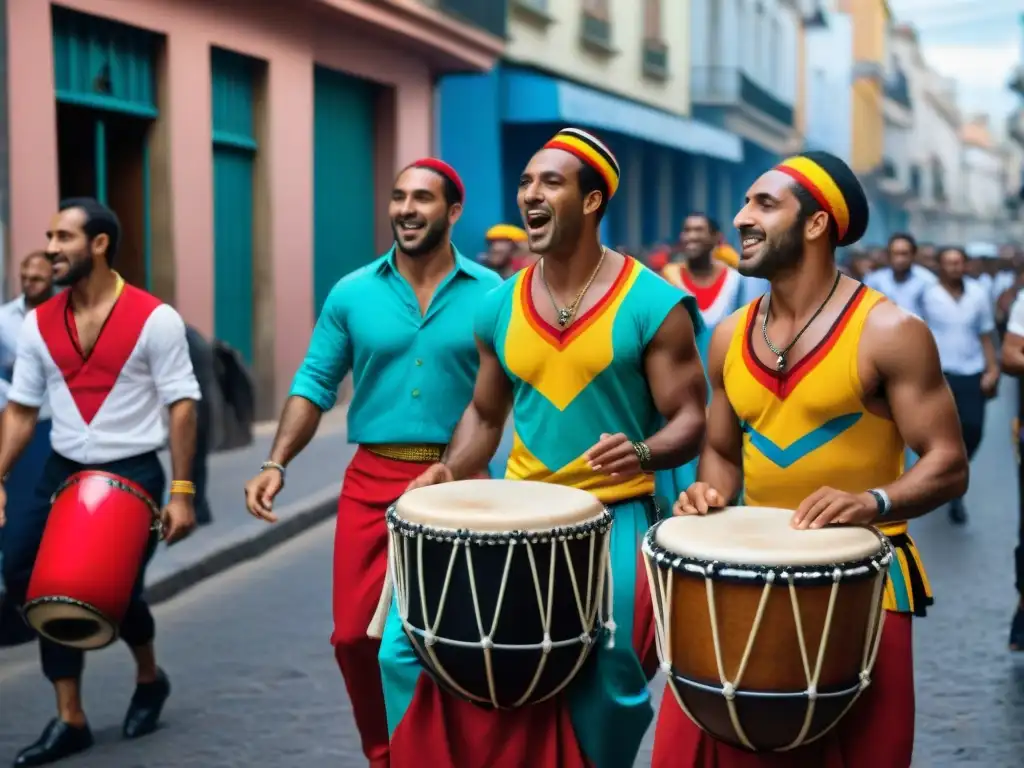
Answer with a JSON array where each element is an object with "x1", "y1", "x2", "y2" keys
[{"x1": 0, "y1": 387, "x2": 1020, "y2": 767}]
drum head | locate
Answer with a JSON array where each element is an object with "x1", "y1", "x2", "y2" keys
[
  {"x1": 654, "y1": 506, "x2": 882, "y2": 566},
  {"x1": 23, "y1": 598, "x2": 117, "y2": 650},
  {"x1": 396, "y1": 479, "x2": 606, "y2": 532}
]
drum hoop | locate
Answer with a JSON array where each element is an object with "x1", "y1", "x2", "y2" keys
[
  {"x1": 668, "y1": 670, "x2": 864, "y2": 700},
  {"x1": 51, "y1": 471, "x2": 161, "y2": 523},
  {"x1": 642, "y1": 520, "x2": 894, "y2": 586},
  {"x1": 21, "y1": 595, "x2": 120, "y2": 650},
  {"x1": 384, "y1": 505, "x2": 613, "y2": 545}
]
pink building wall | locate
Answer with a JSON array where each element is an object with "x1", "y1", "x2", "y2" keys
[{"x1": 6, "y1": 0, "x2": 499, "y2": 407}]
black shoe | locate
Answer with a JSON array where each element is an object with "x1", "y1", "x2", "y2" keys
[
  {"x1": 13, "y1": 719, "x2": 93, "y2": 766},
  {"x1": 122, "y1": 668, "x2": 171, "y2": 739},
  {"x1": 948, "y1": 498, "x2": 968, "y2": 525},
  {"x1": 1010, "y1": 607, "x2": 1024, "y2": 651}
]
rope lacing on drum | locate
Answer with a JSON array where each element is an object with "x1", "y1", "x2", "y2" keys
[{"x1": 393, "y1": 524, "x2": 612, "y2": 708}]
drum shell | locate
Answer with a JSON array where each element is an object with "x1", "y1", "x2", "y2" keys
[
  {"x1": 659, "y1": 563, "x2": 884, "y2": 751},
  {"x1": 25, "y1": 471, "x2": 156, "y2": 650},
  {"x1": 396, "y1": 524, "x2": 609, "y2": 709}
]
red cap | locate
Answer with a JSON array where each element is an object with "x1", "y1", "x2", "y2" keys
[{"x1": 408, "y1": 157, "x2": 465, "y2": 201}]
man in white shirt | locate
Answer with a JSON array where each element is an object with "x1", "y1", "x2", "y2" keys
[
  {"x1": 864, "y1": 232, "x2": 937, "y2": 316},
  {"x1": 918, "y1": 246, "x2": 1000, "y2": 524},
  {"x1": 0, "y1": 251, "x2": 55, "y2": 646},
  {"x1": 0, "y1": 198, "x2": 200, "y2": 767},
  {"x1": 1001, "y1": 288, "x2": 1024, "y2": 651}
]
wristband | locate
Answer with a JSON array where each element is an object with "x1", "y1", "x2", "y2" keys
[
  {"x1": 631, "y1": 440, "x2": 652, "y2": 470},
  {"x1": 170, "y1": 480, "x2": 196, "y2": 496},
  {"x1": 261, "y1": 461, "x2": 286, "y2": 481},
  {"x1": 867, "y1": 488, "x2": 892, "y2": 518}
]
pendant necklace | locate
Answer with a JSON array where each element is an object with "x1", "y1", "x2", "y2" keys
[
  {"x1": 540, "y1": 246, "x2": 607, "y2": 328},
  {"x1": 761, "y1": 271, "x2": 842, "y2": 371}
]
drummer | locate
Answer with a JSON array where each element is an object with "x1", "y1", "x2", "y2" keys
[
  {"x1": 0, "y1": 198, "x2": 200, "y2": 766},
  {"x1": 654, "y1": 152, "x2": 969, "y2": 766},
  {"x1": 380, "y1": 127, "x2": 708, "y2": 767},
  {"x1": 243, "y1": 159, "x2": 501, "y2": 768}
]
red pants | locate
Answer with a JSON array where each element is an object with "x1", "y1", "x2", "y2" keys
[
  {"x1": 332, "y1": 448, "x2": 432, "y2": 767},
  {"x1": 651, "y1": 612, "x2": 915, "y2": 768}
]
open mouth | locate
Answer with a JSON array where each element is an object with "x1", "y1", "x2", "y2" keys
[
  {"x1": 525, "y1": 209, "x2": 552, "y2": 234},
  {"x1": 740, "y1": 234, "x2": 764, "y2": 258},
  {"x1": 397, "y1": 219, "x2": 425, "y2": 235}
]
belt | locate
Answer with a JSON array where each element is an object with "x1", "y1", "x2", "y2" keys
[{"x1": 364, "y1": 443, "x2": 446, "y2": 463}]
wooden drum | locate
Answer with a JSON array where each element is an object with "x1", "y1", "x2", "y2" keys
[
  {"x1": 384, "y1": 479, "x2": 613, "y2": 709},
  {"x1": 643, "y1": 507, "x2": 892, "y2": 751}
]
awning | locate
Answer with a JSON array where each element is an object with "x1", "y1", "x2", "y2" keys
[{"x1": 501, "y1": 69, "x2": 743, "y2": 163}]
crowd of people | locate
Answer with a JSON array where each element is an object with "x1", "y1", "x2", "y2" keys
[{"x1": 0, "y1": 124, "x2": 1018, "y2": 768}]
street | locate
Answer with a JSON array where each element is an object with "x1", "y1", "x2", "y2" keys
[{"x1": 0, "y1": 385, "x2": 1021, "y2": 767}]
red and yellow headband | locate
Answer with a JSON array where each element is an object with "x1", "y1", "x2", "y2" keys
[
  {"x1": 543, "y1": 128, "x2": 620, "y2": 199},
  {"x1": 775, "y1": 155, "x2": 851, "y2": 242}
]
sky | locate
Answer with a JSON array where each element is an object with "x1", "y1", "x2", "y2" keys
[{"x1": 888, "y1": 0, "x2": 1021, "y2": 128}]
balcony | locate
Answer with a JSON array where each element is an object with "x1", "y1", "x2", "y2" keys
[
  {"x1": 642, "y1": 39, "x2": 668, "y2": 80},
  {"x1": 690, "y1": 66, "x2": 795, "y2": 128},
  {"x1": 580, "y1": 11, "x2": 614, "y2": 54},
  {"x1": 852, "y1": 60, "x2": 885, "y2": 82},
  {"x1": 885, "y1": 71, "x2": 912, "y2": 109},
  {"x1": 437, "y1": 0, "x2": 507, "y2": 38}
]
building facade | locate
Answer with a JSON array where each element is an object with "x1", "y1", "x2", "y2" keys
[
  {"x1": 438, "y1": 0, "x2": 743, "y2": 258},
  {"x1": 5, "y1": 0, "x2": 503, "y2": 414},
  {"x1": 803, "y1": 5, "x2": 852, "y2": 162}
]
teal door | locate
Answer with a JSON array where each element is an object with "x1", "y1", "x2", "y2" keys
[
  {"x1": 211, "y1": 48, "x2": 258, "y2": 363},
  {"x1": 313, "y1": 66, "x2": 377, "y2": 317}
]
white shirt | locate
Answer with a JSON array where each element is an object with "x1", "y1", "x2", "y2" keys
[
  {"x1": 0, "y1": 295, "x2": 52, "y2": 419},
  {"x1": 918, "y1": 281, "x2": 995, "y2": 376},
  {"x1": 8, "y1": 286, "x2": 201, "y2": 464},
  {"x1": 863, "y1": 265, "x2": 937, "y2": 317}
]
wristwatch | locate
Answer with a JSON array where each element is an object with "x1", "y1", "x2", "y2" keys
[{"x1": 867, "y1": 488, "x2": 892, "y2": 518}]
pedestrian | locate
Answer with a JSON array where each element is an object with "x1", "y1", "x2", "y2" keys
[
  {"x1": 999, "y1": 288, "x2": 1024, "y2": 650},
  {"x1": 480, "y1": 223, "x2": 529, "y2": 279},
  {"x1": 185, "y1": 324, "x2": 217, "y2": 525},
  {"x1": 382, "y1": 127, "x2": 708, "y2": 768},
  {"x1": 0, "y1": 198, "x2": 199, "y2": 766},
  {"x1": 653, "y1": 150, "x2": 968, "y2": 767},
  {"x1": 863, "y1": 232, "x2": 936, "y2": 316},
  {"x1": 243, "y1": 159, "x2": 501, "y2": 768},
  {"x1": 0, "y1": 251, "x2": 55, "y2": 646},
  {"x1": 917, "y1": 246, "x2": 1000, "y2": 524}
]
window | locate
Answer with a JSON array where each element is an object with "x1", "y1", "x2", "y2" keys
[
  {"x1": 583, "y1": 0, "x2": 609, "y2": 20},
  {"x1": 644, "y1": 0, "x2": 661, "y2": 41}
]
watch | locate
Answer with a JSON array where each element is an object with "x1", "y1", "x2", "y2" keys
[{"x1": 867, "y1": 488, "x2": 892, "y2": 518}]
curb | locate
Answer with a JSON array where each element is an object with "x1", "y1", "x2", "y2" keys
[{"x1": 142, "y1": 486, "x2": 340, "y2": 607}]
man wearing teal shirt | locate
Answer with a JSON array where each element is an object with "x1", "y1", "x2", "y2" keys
[{"x1": 243, "y1": 158, "x2": 500, "y2": 768}]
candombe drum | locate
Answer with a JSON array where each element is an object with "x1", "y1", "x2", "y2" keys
[
  {"x1": 643, "y1": 506, "x2": 892, "y2": 751},
  {"x1": 24, "y1": 471, "x2": 161, "y2": 650},
  {"x1": 381, "y1": 479, "x2": 612, "y2": 709}
]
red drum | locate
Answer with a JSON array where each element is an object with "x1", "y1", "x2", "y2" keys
[{"x1": 24, "y1": 471, "x2": 160, "y2": 650}]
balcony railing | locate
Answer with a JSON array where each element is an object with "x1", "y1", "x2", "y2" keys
[
  {"x1": 438, "y1": 0, "x2": 507, "y2": 38},
  {"x1": 885, "y1": 71, "x2": 912, "y2": 109},
  {"x1": 690, "y1": 66, "x2": 794, "y2": 127},
  {"x1": 643, "y1": 39, "x2": 668, "y2": 80},
  {"x1": 580, "y1": 11, "x2": 613, "y2": 51}
]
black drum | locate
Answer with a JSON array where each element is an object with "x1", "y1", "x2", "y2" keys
[{"x1": 385, "y1": 479, "x2": 613, "y2": 708}]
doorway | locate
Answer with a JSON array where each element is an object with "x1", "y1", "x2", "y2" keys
[{"x1": 56, "y1": 104, "x2": 151, "y2": 290}]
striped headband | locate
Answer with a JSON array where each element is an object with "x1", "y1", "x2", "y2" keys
[
  {"x1": 408, "y1": 157, "x2": 465, "y2": 200},
  {"x1": 544, "y1": 127, "x2": 620, "y2": 199},
  {"x1": 774, "y1": 155, "x2": 852, "y2": 242}
]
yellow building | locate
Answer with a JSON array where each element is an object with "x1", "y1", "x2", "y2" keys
[{"x1": 841, "y1": 0, "x2": 889, "y2": 174}]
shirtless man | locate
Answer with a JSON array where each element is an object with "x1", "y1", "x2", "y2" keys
[{"x1": 651, "y1": 151, "x2": 968, "y2": 767}]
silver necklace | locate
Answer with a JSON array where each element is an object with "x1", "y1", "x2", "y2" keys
[
  {"x1": 761, "y1": 271, "x2": 842, "y2": 371},
  {"x1": 540, "y1": 246, "x2": 607, "y2": 328}
]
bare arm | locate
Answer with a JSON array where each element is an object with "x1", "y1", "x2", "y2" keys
[
  {"x1": 0, "y1": 402, "x2": 39, "y2": 478},
  {"x1": 1003, "y1": 331, "x2": 1024, "y2": 376},
  {"x1": 695, "y1": 316, "x2": 744, "y2": 502},
  {"x1": 641, "y1": 303, "x2": 707, "y2": 469},
  {"x1": 268, "y1": 396, "x2": 324, "y2": 466},
  {"x1": 443, "y1": 338, "x2": 514, "y2": 480},
  {"x1": 980, "y1": 333, "x2": 999, "y2": 375},
  {"x1": 167, "y1": 398, "x2": 197, "y2": 489},
  {"x1": 868, "y1": 305, "x2": 968, "y2": 521}
]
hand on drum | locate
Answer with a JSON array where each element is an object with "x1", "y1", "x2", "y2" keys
[
  {"x1": 791, "y1": 487, "x2": 877, "y2": 529},
  {"x1": 585, "y1": 433, "x2": 643, "y2": 477},
  {"x1": 673, "y1": 483, "x2": 726, "y2": 516},
  {"x1": 244, "y1": 469, "x2": 284, "y2": 523},
  {"x1": 161, "y1": 495, "x2": 196, "y2": 544},
  {"x1": 405, "y1": 462, "x2": 454, "y2": 492}
]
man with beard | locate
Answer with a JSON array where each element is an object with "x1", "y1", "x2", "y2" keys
[
  {"x1": 0, "y1": 198, "x2": 199, "y2": 766},
  {"x1": 480, "y1": 223, "x2": 530, "y2": 279},
  {"x1": 864, "y1": 232, "x2": 936, "y2": 316},
  {"x1": 377, "y1": 127, "x2": 707, "y2": 768},
  {"x1": 244, "y1": 159, "x2": 499, "y2": 768},
  {"x1": 652, "y1": 151, "x2": 968, "y2": 767}
]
